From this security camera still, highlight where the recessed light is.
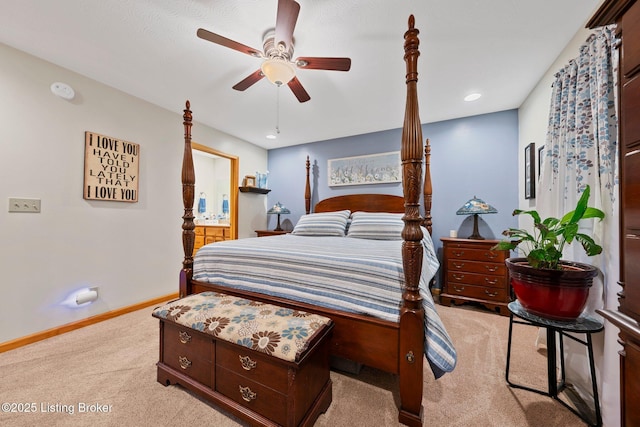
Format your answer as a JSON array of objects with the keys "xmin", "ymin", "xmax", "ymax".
[
  {"xmin": 266, "ymin": 134, "xmax": 277, "ymax": 140},
  {"xmin": 464, "ymin": 93, "xmax": 482, "ymax": 102}
]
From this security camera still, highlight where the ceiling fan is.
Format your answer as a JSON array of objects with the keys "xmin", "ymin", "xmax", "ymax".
[{"xmin": 197, "ymin": 0, "xmax": 351, "ymax": 103}]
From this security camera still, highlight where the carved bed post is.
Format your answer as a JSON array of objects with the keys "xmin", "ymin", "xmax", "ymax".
[
  {"xmin": 179, "ymin": 100, "xmax": 195, "ymax": 298},
  {"xmin": 305, "ymin": 155, "xmax": 311, "ymax": 214},
  {"xmin": 398, "ymin": 15, "xmax": 425, "ymax": 427},
  {"xmin": 423, "ymin": 139, "xmax": 433, "ymax": 235}
]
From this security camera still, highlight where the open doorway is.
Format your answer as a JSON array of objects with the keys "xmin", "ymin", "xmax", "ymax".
[{"xmin": 192, "ymin": 143, "xmax": 239, "ymax": 247}]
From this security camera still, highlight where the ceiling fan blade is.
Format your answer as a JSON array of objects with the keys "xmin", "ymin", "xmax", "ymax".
[
  {"xmin": 295, "ymin": 57, "xmax": 351, "ymax": 71},
  {"xmin": 232, "ymin": 70, "xmax": 264, "ymax": 91},
  {"xmin": 274, "ymin": 0, "xmax": 300, "ymax": 52},
  {"xmin": 287, "ymin": 77, "xmax": 310, "ymax": 103},
  {"xmin": 197, "ymin": 28, "xmax": 262, "ymax": 57}
]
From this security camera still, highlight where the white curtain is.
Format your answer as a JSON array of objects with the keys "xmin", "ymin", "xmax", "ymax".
[
  {"xmin": 537, "ymin": 25, "xmax": 620, "ymax": 426},
  {"xmin": 537, "ymin": 25, "xmax": 618, "ymax": 316}
]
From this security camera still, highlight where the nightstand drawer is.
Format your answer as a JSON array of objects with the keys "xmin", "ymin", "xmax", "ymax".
[
  {"xmin": 445, "ymin": 246, "xmax": 506, "ymax": 263},
  {"xmin": 447, "ymin": 282, "xmax": 508, "ymax": 302},
  {"xmin": 447, "ymin": 271, "xmax": 507, "ymax": 289},
  {"xmin": 447, "ymin": 259, "xmax": 506, "ymax": 276}
]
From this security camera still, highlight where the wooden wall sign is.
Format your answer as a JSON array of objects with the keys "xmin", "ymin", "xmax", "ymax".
[{"xmin": 84, "ymin": 131, "xmax": 139, "ymax": 202}]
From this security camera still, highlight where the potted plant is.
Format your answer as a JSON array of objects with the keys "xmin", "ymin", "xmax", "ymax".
[{"xmin": 493, "ymin": 185, "xmax": 605, "ymax": 320}]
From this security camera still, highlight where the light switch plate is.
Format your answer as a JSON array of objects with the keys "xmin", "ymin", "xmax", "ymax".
[{"xmin": 8, "ymin": 198, "xmax": 41, "ymax": 213}]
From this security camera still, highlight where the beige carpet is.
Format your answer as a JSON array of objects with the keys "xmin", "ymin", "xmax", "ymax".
[{"xmin": 0, "ymin": 302, "xmax": 588, "ymax": 426}]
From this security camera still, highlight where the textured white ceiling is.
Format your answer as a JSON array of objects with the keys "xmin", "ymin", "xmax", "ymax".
[{"xmin": 1, "ymin": 0, "xmax": 602, "ymax": 149}]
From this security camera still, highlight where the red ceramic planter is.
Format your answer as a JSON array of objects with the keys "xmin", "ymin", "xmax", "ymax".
[{"xmin": 506, "ymin": 258, "xmax": 598, "ymax": 321}]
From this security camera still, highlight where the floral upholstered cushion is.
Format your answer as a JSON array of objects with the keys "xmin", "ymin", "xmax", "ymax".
[{"xmin": 152, "ymin": 292, "xmax": 333, "ymax": 363}]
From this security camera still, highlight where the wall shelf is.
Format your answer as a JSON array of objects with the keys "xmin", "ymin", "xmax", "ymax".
[{"xmin": 239, "ymin": 186, "xmax": 271, "ymax": 194}]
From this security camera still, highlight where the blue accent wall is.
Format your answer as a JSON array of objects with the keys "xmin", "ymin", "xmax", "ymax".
[{"xmin": 267, "ymin": 110, "xmax": 519, "ymax": 285}]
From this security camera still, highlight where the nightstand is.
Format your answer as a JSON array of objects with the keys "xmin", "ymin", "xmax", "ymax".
[
  {"xmin": 255, "ymin": 230, "xmax": 290, "ymax": 237},
  {"xmin": 440, "ymin": 237, "xmax": 511, "ymax": 316}
]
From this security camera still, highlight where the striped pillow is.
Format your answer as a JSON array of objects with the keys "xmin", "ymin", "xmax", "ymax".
[
  {"xmin": 291, "ymin": 210, "xmax": 351, "ymax": 236},
  {"xmin": 347, "ymin": 211, "xmax": 405, "ymax": 240}
]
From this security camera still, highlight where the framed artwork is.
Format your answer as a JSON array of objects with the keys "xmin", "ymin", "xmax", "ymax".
[
  {"xmin": 524, "ymin": 143, "xmax": 535, "ymax": 199},
  {"xmin": 538, "ymin": 145, "xmax": 544, "ymax": 177},
  {"xmin": 328, "ymin": 151, "xmax": 401, "ymax": 186},
  {"xmin": 83, "ymin": 131, "xmax": 139, "ymax": 202},
  {"xmin": 243, "ymin": 175, "xmax": 256, "ymax": 187}
]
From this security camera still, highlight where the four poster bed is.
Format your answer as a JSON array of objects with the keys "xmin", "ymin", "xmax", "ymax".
[{"xmin": 177, "ymin": 16, "xmax": 456, "ymax": 427}]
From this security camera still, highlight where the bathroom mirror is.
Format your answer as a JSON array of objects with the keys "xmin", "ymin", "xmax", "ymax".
[{"xmin": 192, "ymin": 142, "xmax": 239, "ymax": 241}]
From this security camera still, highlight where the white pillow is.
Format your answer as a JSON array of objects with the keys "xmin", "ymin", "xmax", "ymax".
[
  {"xmin": 291, "ymin": 210, "xmax": 351, "ymax": 236},
  {"xmin": 347, "ymin": 211, "xmax": 405, "ymax": 240}
]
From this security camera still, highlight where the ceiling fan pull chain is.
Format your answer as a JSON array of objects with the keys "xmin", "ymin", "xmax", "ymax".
[{"xmin": 276, "ymin": 87, "xmax": 281, "ymax": 134}]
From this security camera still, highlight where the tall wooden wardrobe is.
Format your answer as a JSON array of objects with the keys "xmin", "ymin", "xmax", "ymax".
[{"xmin": 588, "ymin": 1, "xmax": 640, "ymax": 426}]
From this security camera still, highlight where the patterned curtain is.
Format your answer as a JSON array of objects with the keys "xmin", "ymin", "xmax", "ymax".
[
  {"xmin": 537, "ymin": 25, "xmax": 618, "ymax": 315},
  {"xmin": 536, "ymin": 26, "xmax": 619, "ymax": 426}
]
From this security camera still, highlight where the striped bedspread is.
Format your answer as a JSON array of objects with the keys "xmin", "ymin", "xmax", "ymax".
[{"xmin": 192, "ymin": 231, "xmax": 457, "ymax": 378}]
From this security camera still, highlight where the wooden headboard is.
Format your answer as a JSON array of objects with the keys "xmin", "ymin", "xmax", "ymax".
[{"xmin": 314, "ymin": 194, "xmax": 405, "ymax": 214}]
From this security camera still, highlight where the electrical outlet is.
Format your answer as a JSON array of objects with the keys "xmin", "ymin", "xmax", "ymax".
[{"xmin": 8, "ymin": 198, "xmax": 41, "ymax": 213}]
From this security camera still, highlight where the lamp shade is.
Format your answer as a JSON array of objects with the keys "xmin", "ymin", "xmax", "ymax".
[
  {"xmin": 455, "ymin": 196, "xmax": 497, "ymax": 240},
  {"xmin": 456, "ymin": 196, "xmax": 497, "ymax": 215},
  {"xmin": 267, "ymin": 202, "xmax": 290, "ymax": 215},
  {"xmin": 267, "ymin": 202, "xmax": 290, "ymax": 231}
]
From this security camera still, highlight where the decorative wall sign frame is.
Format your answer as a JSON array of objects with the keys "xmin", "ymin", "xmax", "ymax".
[
  {"xmin": 83, "ymin": 131, "xmax": 139, "ymax": 202},
  {"xmin": 328, "ymin": 151, "xmax": 401, "ymax": 187},
  {"xmin": 524, "ymin": 142, "xmax": 535, "ymax": 199}
]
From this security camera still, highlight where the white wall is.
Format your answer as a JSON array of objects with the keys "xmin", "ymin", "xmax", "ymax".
[
  {"xmin": 0, "ymin": 42, "xmax": 267, "ymax": 343},
  {"xmin": 518, "ymin": 11, "xmax": 620, "ymax": 427}
]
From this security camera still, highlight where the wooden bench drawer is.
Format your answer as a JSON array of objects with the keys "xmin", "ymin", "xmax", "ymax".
[
  {"xmin": 216, "ymin": 341, "xmax": 289, "ymax": 393},
  {"xmin": 162, "ymin": 322, "xmax": 213, "ymax": 387},
  {"xmin": 216, "ymin": 365, "xmax": 288, "ymax": 425}
]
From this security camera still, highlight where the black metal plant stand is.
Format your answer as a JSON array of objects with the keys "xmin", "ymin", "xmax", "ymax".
[{"xmin": 505, "ymin": 300, "xmax": 603, "ymax": 427}]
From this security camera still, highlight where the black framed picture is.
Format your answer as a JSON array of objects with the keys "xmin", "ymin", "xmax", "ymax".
[
  {"xmin": 524, "ymin": 143, "xmax": 535, "ymax": 199},
  {"xmin": 538, "ymin": 145, "xmax": 544, "ymax": 177}
]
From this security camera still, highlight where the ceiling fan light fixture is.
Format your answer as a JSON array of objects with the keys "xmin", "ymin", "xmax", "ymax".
[{"xmin": 261, "ymin": 58, "xmax": 295, "ymax": 86}]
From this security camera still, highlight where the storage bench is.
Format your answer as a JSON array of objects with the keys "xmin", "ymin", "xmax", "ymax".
[{"xmin": 152, "ymin": 292, "xmax": 334, "ymax": 426}]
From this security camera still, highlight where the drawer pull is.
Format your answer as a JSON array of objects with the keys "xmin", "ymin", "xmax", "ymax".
[
  {"xmin": 484, "ymin": 252, "xmax": 499, "ymax": 259},
  {"xmin": 453, "ymin": 285, "xmax": 465, "ymax": 293},
  {"xmin": 452, "ymin": 273, "xmax": 465, "ymax": 281},
  {"xmin": 484, "ymin": 265, "xmax": 499, "ymax": 272},
  {"xmin": 452, "ymin": 250, "xmax": 465, "ymax": 257},
  {"xmin": 485, "ymin": 289, "xmax": 498, "ymax": 297},
  {"xmin": 239, "ymin": 385, "xmax": 257, "ymax": 402},
  {"xmin": 452, "ymin": 261, "xmax": 465, "ymax": 269},
  {"xmin": 484, "ymin": 278, "xmax": 498, "ymax": 285},
  {"xmin": 239, "ymin": 355, "xmax": 257, "ymax": 371},
  {"xmin": 178, "ymin": 356, "xmax": 192, "ymax": 370},
  {"xmin": 178, "ymin": 331, "xmax": 192, "ymax": 344}
]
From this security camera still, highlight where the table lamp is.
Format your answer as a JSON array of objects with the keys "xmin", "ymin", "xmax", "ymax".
[
  {"xmin": 267, "ymin": 202, "xmax": 290, "ymax": 231},
  {"xmin": 456, "ymin": 196, "xmax": 497, "ymax": 239}
]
